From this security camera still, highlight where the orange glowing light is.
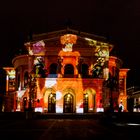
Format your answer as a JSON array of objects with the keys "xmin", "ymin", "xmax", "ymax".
[
  {"xmin": 60, "ymin": 34, "xmax": 77, "ymax": 52},
  {"xmin": 60, "ymin": 34, "xmax": 77, "ymax": 45}
]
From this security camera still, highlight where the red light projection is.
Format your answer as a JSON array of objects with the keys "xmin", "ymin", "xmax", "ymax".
[
  {"xmin": 34, "ymin": 78, "xmax": 104, "ymax": 113},
  {"xmin": 13, "ymin": 30, "xmax": 129, "ymax": 113}
]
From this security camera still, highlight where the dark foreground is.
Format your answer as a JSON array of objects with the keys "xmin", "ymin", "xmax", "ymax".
[{"xmin": 0, "ymin": 112, "xmax": 140, "ymax": 140}]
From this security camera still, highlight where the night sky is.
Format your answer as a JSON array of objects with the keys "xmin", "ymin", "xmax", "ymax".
[{"xmin": 0, "ymin": 0, "xmax": 140, "ymax": 87}]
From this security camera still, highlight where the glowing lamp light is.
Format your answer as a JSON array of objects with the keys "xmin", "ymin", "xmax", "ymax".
[
  {"xmin": 33, "ymin": 40, "xmax": 45, "ymax": 47},
  {"xmin": 133, "ymin": 108, "xmax": 137, "ymax": 112},
  {"xmin": 68, "ymin": 94, "xmax": 71, "ymax": 97},
  {"xmin": 127, "ymin": 123, "xmax": 140, "ymax": 126},
  {"xmin": 50, "ymin": 93, "xmax": 53, "ymax": 97},
  {"xmin": 85, "ymin": 94, "xmax": 88, "ymax": 98}
]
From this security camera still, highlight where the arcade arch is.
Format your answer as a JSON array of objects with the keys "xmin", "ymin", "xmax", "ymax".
[
  {"xmin": 64, "ymin": 64, "xmax": 74, "ymax": 77},
  {"xmin": 44, "ymin": 88, "xmax": 56, "ymax": 113},
  {"xmin": 83, "ymin": 88, "xmax": 96, "ymax": 113},
  {"xmin": 63, "ymin": 88, "xmax": 75, "ymax": 113}
]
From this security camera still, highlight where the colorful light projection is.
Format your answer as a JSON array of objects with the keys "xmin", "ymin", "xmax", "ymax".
[
  {"xmin": 95, "ymin": 44, "xmax": 109, "ymax": 60},
  {"xmin": 33, "ymin": 56, "xmax": 47, "ymax": 78},
  {"xmin": 85, "ymin": 38, "xmax": 110, "ymax": 80},
  {"xmin": 25, "ymin": 40, "xmax": 47, "ymax": 78},
  {"xmin": 95, "ymin": 45, "xmax": 109, "ymax": 69},
  {"xmin": 25, "ymin": 40, "xmax": 46, "ymax": 56},
  {"xmin": 85, "ymin": 38, "xmax": 97, "ymax": 46},
  {"xmin": 60, "ymin": 34, "xmax": 77, "ymax": 52},
  {"xmin": 95, "ymin": 44, "xmax": 111, "ymax": 80},
  {"xmin": 32, "ymin": 40, "xmax": 45, "ymax": 55}
]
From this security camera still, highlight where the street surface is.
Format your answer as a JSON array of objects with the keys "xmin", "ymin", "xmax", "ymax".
[{"xmin": 0, "ymin": 117, "xmax": 139, "ymax": 140}]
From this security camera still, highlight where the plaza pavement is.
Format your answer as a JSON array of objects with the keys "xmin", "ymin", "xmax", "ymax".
[{"xmin": 0, "ymin": 112, "xmax": 140, "ymax": 140}]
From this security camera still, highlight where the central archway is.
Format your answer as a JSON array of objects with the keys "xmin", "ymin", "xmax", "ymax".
[
  {"xmin": 83, "ymin": 93, "xmax": 88, "ymax": 113},
  {"xmin": 48, "ymin": 93, "xmax": 56, "ymax": 113},
  {"xmin": 63, "ymin": 93, "xmax": 74, "ymax": 113},
  {"xmin": 83, "ymin": 88, "xmax": 96, "ymax": 113},
  {"xmin": 64, "ymin": 64, "xmax": 74, "ymax": 78}
]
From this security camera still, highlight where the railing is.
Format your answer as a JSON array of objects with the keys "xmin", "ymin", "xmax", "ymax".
[
  {"xmin": 63, "ymin": 74, "xmax": 78, "ymax": 78},
  {"xmin": 46, "ymin": 74, "xmax": 104, "ymax": 79}
]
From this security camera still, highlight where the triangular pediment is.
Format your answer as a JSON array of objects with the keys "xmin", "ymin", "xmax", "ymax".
[
  {"xmin": 26, "ymin": 28, "xmax": 113, "ymax": 52},
  {"xmin": 32, "ymin": 28, "xmax": 106, "ymax": 42}
]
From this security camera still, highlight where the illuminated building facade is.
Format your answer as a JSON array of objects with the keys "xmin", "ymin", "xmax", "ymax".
[
  {"xmin": 127, "ymin": 86, "xmax": 140, "ymax": 112},
  {"xmin": 3, "ymin": 28, "xmax": 129, "ymax": 113}
]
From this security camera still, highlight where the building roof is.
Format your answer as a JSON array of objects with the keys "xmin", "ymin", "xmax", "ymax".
[
  {"xmin": 24, "ymin": 28, "xmax": 113, "ymax": 54},
  {"xmin": 32, "ymin": 28, "xmax": 107, "ymax": 42}
]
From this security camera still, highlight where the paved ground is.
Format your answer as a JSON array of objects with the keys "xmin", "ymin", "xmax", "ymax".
[{"xmin": 0, "ymin": 117, "xmax": 139, "ymax": 140}]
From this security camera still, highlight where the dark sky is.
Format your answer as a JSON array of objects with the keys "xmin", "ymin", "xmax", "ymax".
[{"xmin": 0, "ymin": 0, "xmax": 140, "ymax": 87}]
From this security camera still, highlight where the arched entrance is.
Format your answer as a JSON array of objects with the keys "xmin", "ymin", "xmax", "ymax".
[
  {"xmin": 64, "ymin": 93, "xmax": 74, "ymax": 113},
  {"xmin": 83, "ymin": 89, "xmax": 96, "ymax": 113},
  {"xmin": 48, "ymin": 93, "xmax": 56, "ymax": 113},
  {"xmin": 64, "ymin": 64, "xmax": 74, "ymax": 78},
  {"xmin": 83, "ymin": 93, "xmax": 88, "ymax": 113}
]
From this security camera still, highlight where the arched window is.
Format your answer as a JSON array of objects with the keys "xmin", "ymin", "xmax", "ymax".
[
  {"xmin": 48, "ymin": 93, "xmax": 56, "ymax": 113},
  {"xmin": 64, "ymin": 64, "xmax": 74, "ymax": 77},
  {"xmin": 49, "ymin": 63, "xmax": 58, "ymax": 74},
  {"xmin": 83, "ymin": 93, "xmax": 88, "ymax": 113},
  {"xmin": 49, "ymin": 63, "xmax": 58, "ymax": 78},
  {"xmin": 64, "ymin": 93, "xmax": 73, "ymax": 113}
]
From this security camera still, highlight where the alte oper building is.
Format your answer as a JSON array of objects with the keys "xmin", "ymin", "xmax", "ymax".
[{"xmin": 3, "ymin": 28, "xmax": 129, "ymax": 113}]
